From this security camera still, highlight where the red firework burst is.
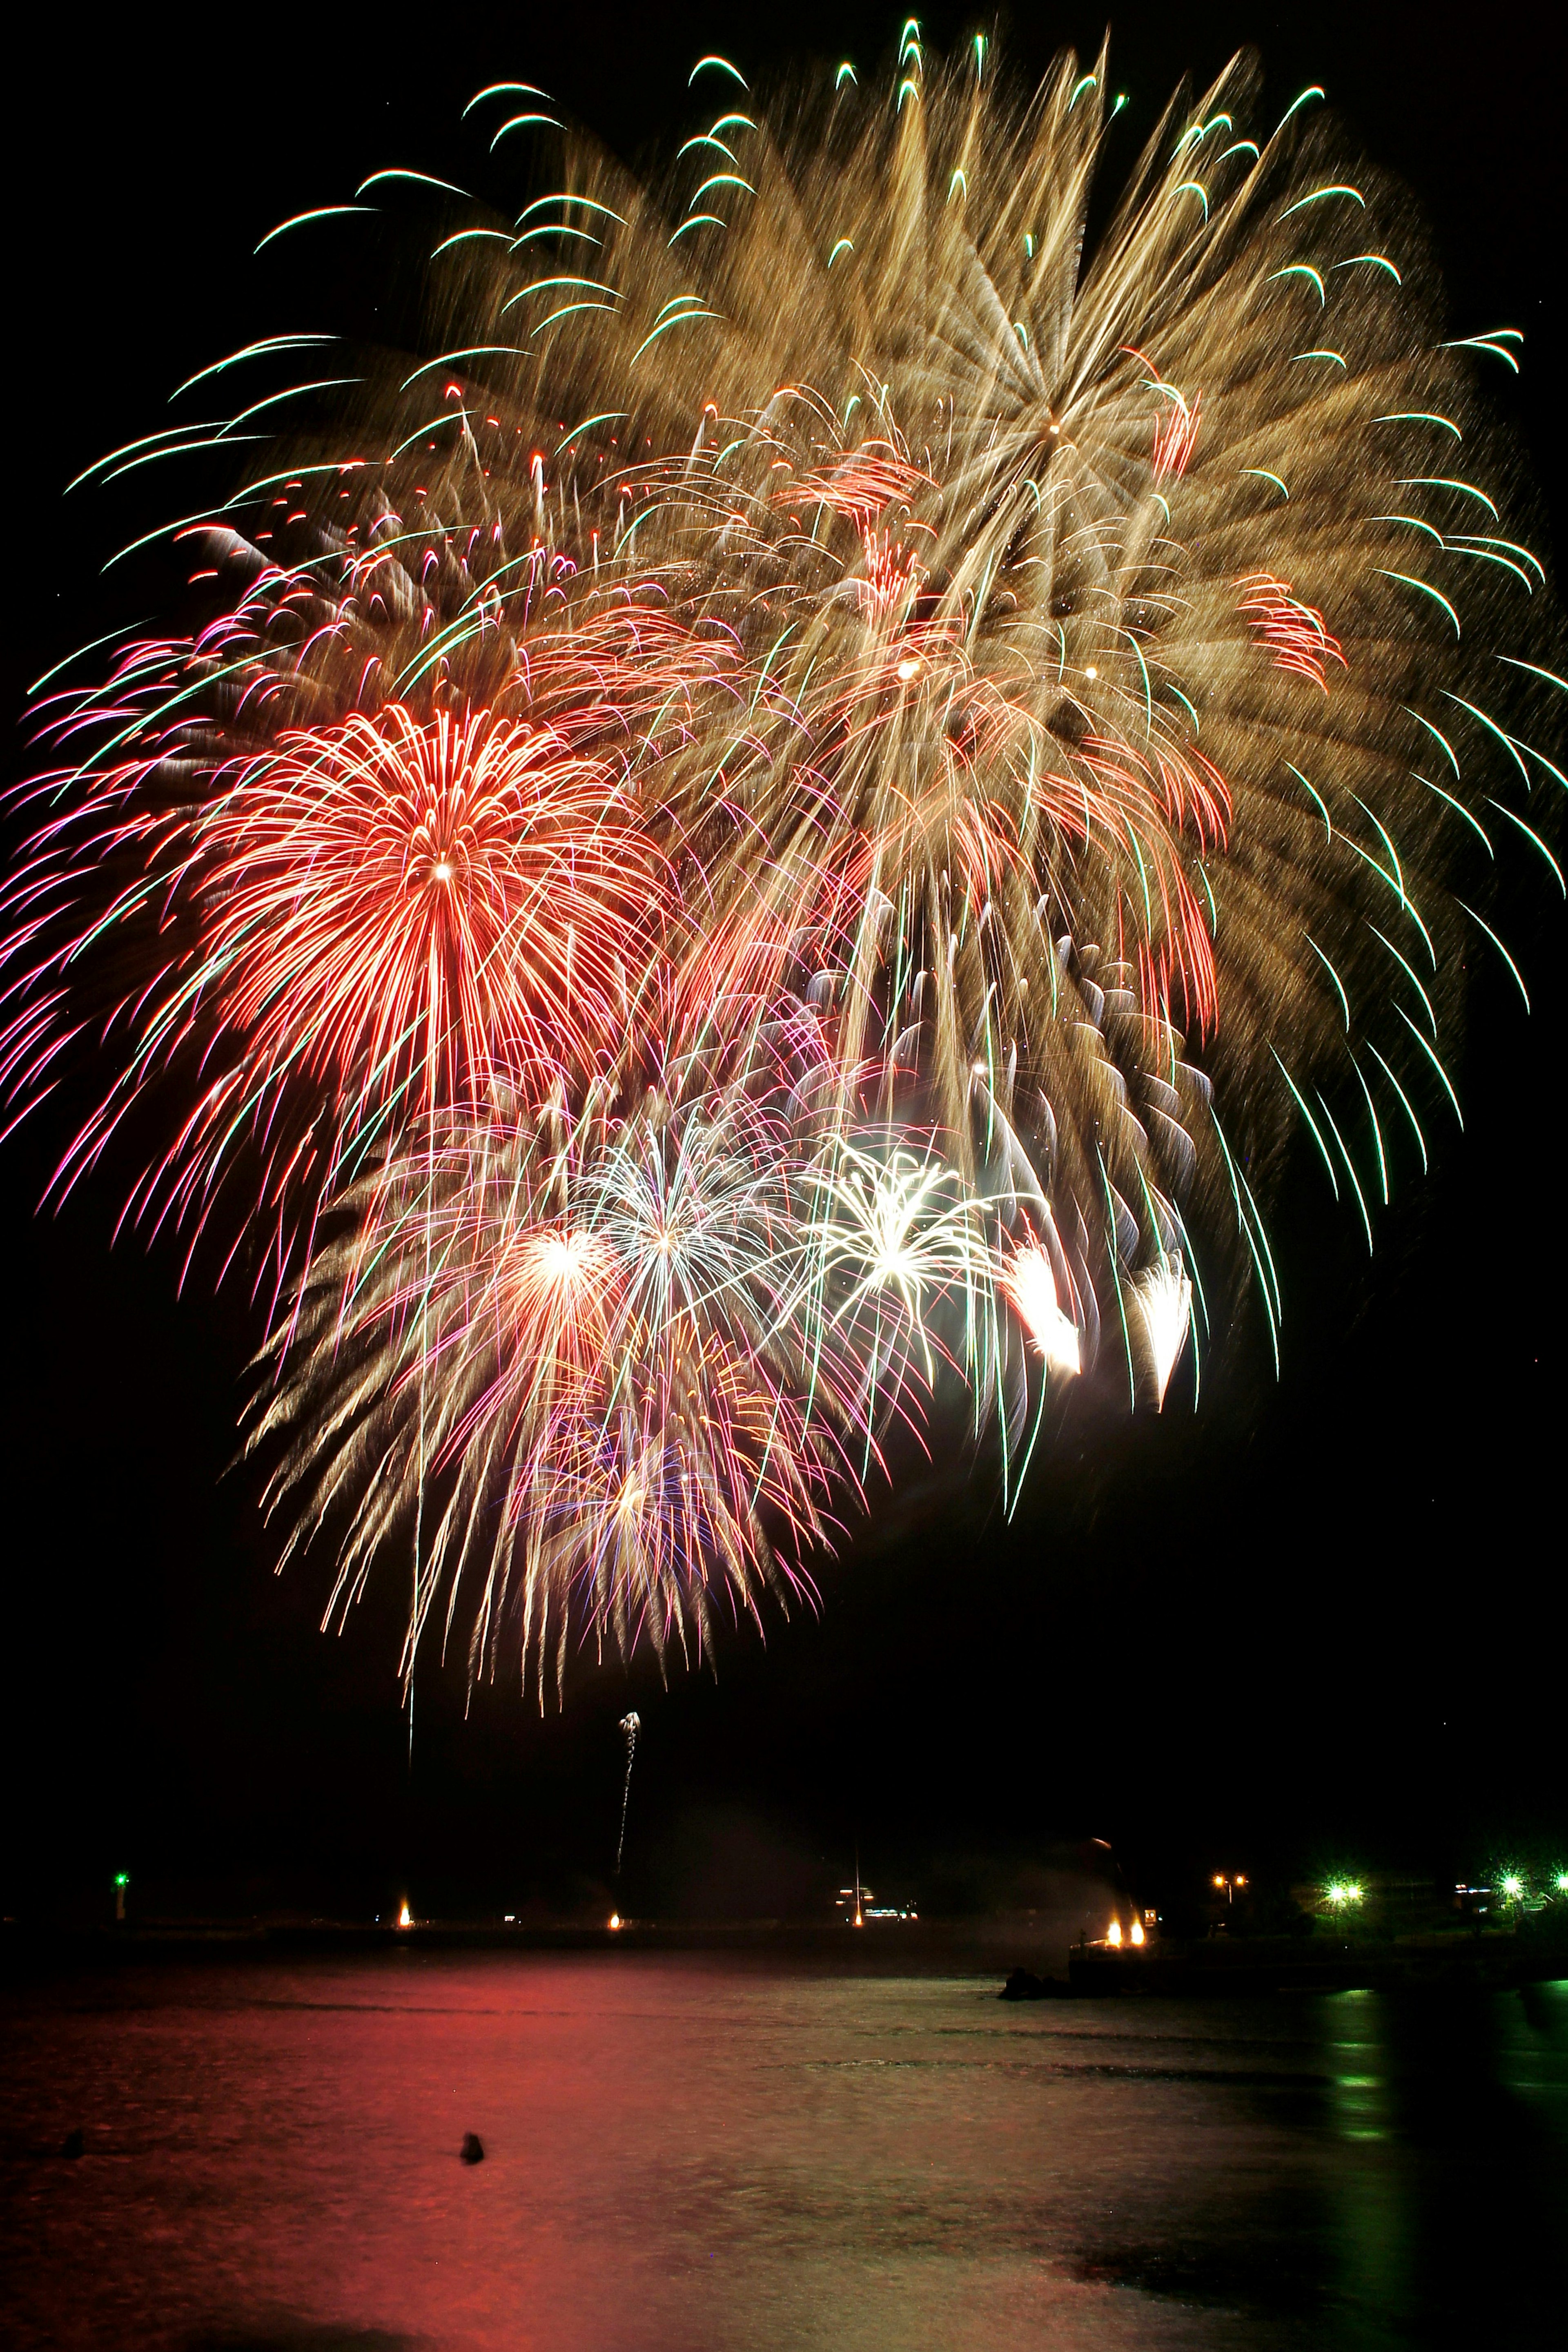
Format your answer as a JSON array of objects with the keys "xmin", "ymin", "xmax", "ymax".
[{"xmin": 196, "ymin": 700, "xmax": 658, "ymax": 1121}]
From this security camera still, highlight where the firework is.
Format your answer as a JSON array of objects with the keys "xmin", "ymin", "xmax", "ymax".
[
  {"xmin": 247, "ymin": 1080, "xmax": 868, "ymax": 1694},
  {"xmin": 800, "ymin": 1132, "xmax": 1003, "ymax": 1429},
  {"xmin": 4, "ymin": 30, "xmax": 1558, "ymax": 1694},
  {"xmin": 616, "ymin": 1710, "xmax": 640, "ymax": 1876},
  {"xmin": 5, "ymin": 529, "xmax": 731, "ymax": 1287},
  {"xmin": 622, "ymin": 38, "xmax": 1560, "ymax": 1390},
  {"xmin": 1000, "ymin": 1240, "xmax": 1082, "ymax": 1382}
]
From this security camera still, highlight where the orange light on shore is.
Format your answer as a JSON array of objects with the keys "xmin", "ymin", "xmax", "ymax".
[
  {"xmin": 397, "ymin": 1902, "xmax": 412, "ymax": 1929},
  {"xmin": 609, "ymin": 1913, "xmax": 622, "ymax": 1931},
  {"xmin": 1130, "ymin": 1918, "xmax": 1146, "ymax": 1947},
  {"xmin": 1107, "ymin": 1919, "xmax": 1123, "ymax": 1946}
]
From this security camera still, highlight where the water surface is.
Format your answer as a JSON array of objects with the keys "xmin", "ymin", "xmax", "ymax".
[{"xmin": 3, "ymin": 1953, "xmax": 1563, "ymax": 2348}]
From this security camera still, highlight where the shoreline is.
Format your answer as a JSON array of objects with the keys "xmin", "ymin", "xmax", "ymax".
[{"xmin": 5, "ymin": 1915, "xmax": 1565, "ymax": 1995}]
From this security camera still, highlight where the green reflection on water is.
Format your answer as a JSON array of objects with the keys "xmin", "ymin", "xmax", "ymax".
[{"xmin": 1326, "ymin": 1991, "xmax": 1409, "ymax": 2340}]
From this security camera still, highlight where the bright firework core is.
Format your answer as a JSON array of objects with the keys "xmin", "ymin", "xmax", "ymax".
[{"xmin": 1, "ymin": 31, "xmax": 1556, "ymax": 1701}]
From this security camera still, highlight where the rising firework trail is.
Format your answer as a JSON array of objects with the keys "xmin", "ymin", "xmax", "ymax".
[
  {"xmin": 616, "ymin": 1710, "xmax": 641, "ymax": 1877},
  {"xmin": 2, "ymin": 27, "xmax": 1558, "ymax": 1700}
]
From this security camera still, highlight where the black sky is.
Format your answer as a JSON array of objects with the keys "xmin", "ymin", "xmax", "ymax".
[{"xmin": 3, "ymin": 3, "xmax": 1564, "ymax": 1926}]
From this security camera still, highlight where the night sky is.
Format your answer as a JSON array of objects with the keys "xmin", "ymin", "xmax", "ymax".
[{"xmin": 4, "ymin": 3, "xmax": 1563, "ymax": 1928}]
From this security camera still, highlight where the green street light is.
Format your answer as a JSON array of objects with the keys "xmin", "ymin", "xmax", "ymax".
[
  {"xmin": 113, "ymin": 1873, "xmax": 130, "ymax": 1889},
  {"xmin": 1494, "ymin": 1870, "xmax": 1532, "ymax": 1924},
  {"xmin": 1324, "ymin": 1879, "xmax": 1363, "ymax": 1909}
]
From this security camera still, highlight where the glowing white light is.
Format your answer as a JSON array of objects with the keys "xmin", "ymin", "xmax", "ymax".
[
  {"xmin": 896, "ymin": 656, "xmax": 920, "ymax": 682},
  {"xmin": 1130, "ymin": 1253, "xmax": 1192, "ymax": 1406},
  {"xmin": 397, "ymin": 1901, "xmax": 412, "ymax": 1929},
  {"xmin": 1130, "ymin": 1917, "xmax": 1145, "ymax": 1946},
  {"xmin": 1107, "ymin": 1918, "xmax": 1123, "ymax": 1946},
  {"xmin": 809, "ymin": 1142, "xmax": 993, "ymax": 1393},
  {"xmin": 1002, "ymin": 1242, "xmax": 1080, "ymax": 1375},
  {"xmin": 535, "ymin": 1230, "xmax": 593, "ymax": 1282}
]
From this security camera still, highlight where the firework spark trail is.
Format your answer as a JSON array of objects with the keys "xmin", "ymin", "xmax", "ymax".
[
  {"xmin": 3, "ymin": 30, "xmax": 1559, "ymax": 1694},
  {"xmin": 616, "ymin": 1710, "xmax": 640, "ymax": 1876}
]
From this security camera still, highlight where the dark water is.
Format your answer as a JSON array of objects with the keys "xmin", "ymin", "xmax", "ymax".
[{"xmin": 2, "ymin": 1954, "xmax": 1564, "ymax": 2349}]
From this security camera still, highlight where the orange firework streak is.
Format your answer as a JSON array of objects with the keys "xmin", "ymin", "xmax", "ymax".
[
  {"xmin": 1073, "ymin": 738, "xmax": 1229, "ymax": 1040},
  {"xmin": 1236, "ymin": 573, "xmax": 1348, "ymax": 692},
  {"xmin": 780, "ymin": 445, "xmax": 937, "ymax": 617},
  {"xmin": 1152, "ymin": 390, "xmax": 1202, "ymax": 479},
  {"xmin": 1122, "ymin": 348, "xmax": 1202, "ymax": 479}
]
